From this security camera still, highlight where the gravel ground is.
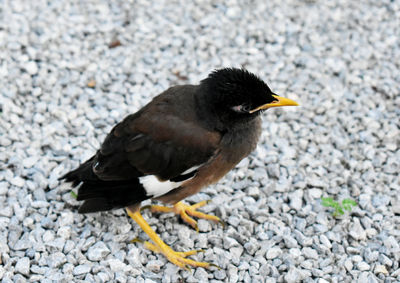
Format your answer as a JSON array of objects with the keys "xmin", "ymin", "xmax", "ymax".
[{"xmin": 1, "ymin": 0, "xmax": 399, "ymax": 282}]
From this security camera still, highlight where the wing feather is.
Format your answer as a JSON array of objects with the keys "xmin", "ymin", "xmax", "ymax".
[{"xmin": 93, "ymin": 86, "xmax": 221, "ymax": 182}]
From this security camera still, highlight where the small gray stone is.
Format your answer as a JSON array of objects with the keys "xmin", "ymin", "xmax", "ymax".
[
  {"xmin": 214, "ymin": 269, "xmax": 227, "ymax": 280},
  {"xmin": 13, "ymin": 233, "xmax": 32, "ymax": 251},
  {"xmin": 319, "ymin": 234, "xmax": 331, "ymax": 249},
  {"xmin": 108, "ymin": 258, "xmax": 127, "ymax": 272},
  {"xmin": 84, "ymin": 274, "xmax": 95, "ymax": 282},
  {"xmin": 383, "ymin": 236, "xmax": 399, "ymax": 251},
  {"xmin": 357, "ymin": 272, "xmax": 370, "ymax": 283},
  {"xmin": 31, "ymin": 265, "xmax": 45, "ymax": 274},
  {"xmin": 352, "ymin": 255, "xmax": 363, "ymax": 263},
  {"xmin": 300, "ymin": 260, "xmax": 313, "ymax": 270},
  {"xmin": 59, "ymin": 211, "xmax": 74, "ymax": 226},
  {"xmin": 146, "ymin": 260, "xmax": 163, "ymax": 272},
  {"xmin": 194, "ymin": 268, "xmax": 209, "ymax": 281},
  {"xmin": 367, "ymin": 274, "xmax": 379, "ymax": 283},
  {"xmin": 295, "ymin": 218, "xmax": 307, "ymax": 231},
  {"xmin": 378, "ymin": 254, "xmax": 393, "ymax": 266},
  {"xmin": 82, "ymin": 237, "xmax": 96, "ymax": 251},
  {"xmin": 13, "ymin": 274, "xmax": 27, "ymax": 282},
  {"xmin": 308, "ymin": 189, "xmax": 322, "ymax": 199},
  {"xmin": 63, "ymin": 240, "xmax": 75, "ymax": 254},
  {"xmin": 224, "ymin": 237, "xmax": 240, "ymax": 249},
  {"xmin": 244, "ymin": 241, "xmax": 258, "ymax": 255},
  {"xmin": 349, "ymin": 218, "xmax": 366, "ymax": 241},
  {"xmin": 284, "ymin": 235, "xmax": 298, "ymax": 248},
  {"xmin": 97, "ymin": 272, "xmax": 110, "ymax": 282},
  {"xmin": 57, "ymin": 226, "xmax": 71, "ymax": 239},
  {"xmin": 289, "ymin": 190, "xmax": 303, "ymax": 211},
  {"xmin": 357, "ymin": 261, "xmax": 371, "ymax": 271},
  {"xmin": 115, "ymin": 272, "xmax": 127, "ymax": 283},
  {"xmin": 24, "ymin": 61, "xmax": 38, "ymax": 75},
  {"xmin": 63, "ymin": 263, "xmax": 74, "ymax": 274},
  {"xmin": 294, "ymin": 230, "xmax": 313, "ymax": 246},
  {"xmin": 285, "ymin": 267, "xmax": 310, "ymax": 283},
  {"xmin": 197, "ymin": 219, "xmax": 211, "ymax": 232},
  {"xmin": 47, "ymin": 252, "xmax": 67, "ymax": 268},
  {"xmin": 227, "ymin": 216, "xmax": 241, "ymax": 226},
  {"xmin": 73, "ymin": 265, "xmax": 91, "ymax": 276},
  {"xmin": 22, "ymin": 156, "xmax": 38, "ymax": 168},
  {"xmin": 364, "ymin": 249, "xmax": 379, "ymax": 263},
  {"xmin": 15, "ymin": 257, "xmax": 30, "ymax": 276},
  {"xmin": 373, "ymin": 265, "xmax": 388, "ymax": 275},
  {"xmin": 10, "ymin": 176, "xmax": 25, "ymax": 188},
  {"xmin": 344, "ymin": 259, "xmax": 353, "ymax": 272},
  {"xmin": 227, "ymin": 266, "xmax": 239, "ymax": 282},
  {"xmin": 40, "ymin": 217, "xmax": 54, "ymax": 229},
  {"xmin": 47, "ymin": 237, "xmax": 65, "ymax": 251},
  {"xmin": 302, "ymin": 247, "xmax": 318, "ymax": 260},
  {"xmin": 266, "ymin": 247, "xmax": 282, "ymax": 259},
  {"xmin": 230, "ymin": 246, "xmax": 244, "ymax": 261},
  {"xmin": 87, "ymin": 242, "xmax": 110, "ymax": 261},
  {"xmin": 391, "ymin": 268, "xmax": 400, "ymax": 277},
  {"xmin": 0, "ymin": 267, "xmax": 6, "ymax": 281},
  {"xmin": 0, "ymin": 206, "xmax": 13, "ymax": 217},
  {"xmin": 267, "ymin": 164, "xmax": 280, "ymax": 178},
  {"xmin": 42, "ymin": 230, "xmax": 55, "ymax": 242}
]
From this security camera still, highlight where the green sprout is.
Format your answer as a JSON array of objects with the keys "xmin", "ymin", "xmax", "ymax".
[
  {"xmin": 70, "ymin": 191, "xmax": 78, "ymax": 199},
  {"xmin": 321, "ymin": 197, "xmax": 357, "ymax": 217}
]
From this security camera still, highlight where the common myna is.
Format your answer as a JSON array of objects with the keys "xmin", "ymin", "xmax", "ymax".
[{"xmin": 61, "ymin": 68, "xmax": 298, "ymax": 268}]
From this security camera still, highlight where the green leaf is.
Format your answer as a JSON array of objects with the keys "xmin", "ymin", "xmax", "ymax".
[
  {"xmin": 322, "ymin": 196, "xmax": 358, "ymax": 217},
  {"xmin": 343, "ymin": 204, "xmax": 352, "ymax": 211},
  {"xmin": 332, "ymin": 202, "xmax": 341, "ymax": 210},
  {"xmin": 342, "ymin": 199, "xmax": 357, "ymax": 207},
  {"xmin": 337, "ymin": 207, "xmax": 345, "ymax": 215},
  {"xmin": 70, "ymin": 191, "xmax": 78, "ymax": 199},
  {"xmin": 321, "ymin": 197, "xmax": 335, "ymax": 207}
]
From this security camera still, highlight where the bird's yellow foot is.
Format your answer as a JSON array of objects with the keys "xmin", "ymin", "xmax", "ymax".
[
  {"xmin": 127, "ymin": 209, "xmax": 218, "ymax": 269},
  {"xmin": 143, "ymin": 200, "xmax": 223, "ymax": 231},
  {"xmin": 132, "ymin": 238, "xmax": 214, "ymax": 269}
]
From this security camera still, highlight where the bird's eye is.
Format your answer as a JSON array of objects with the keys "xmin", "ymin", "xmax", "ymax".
[
  {"xmin": 242, "ymin": 105, "xmax": 251, "ymax": 112},
  {"xmin": 231, "ymin": 105, "xmax": 250, "ymax": 113}
]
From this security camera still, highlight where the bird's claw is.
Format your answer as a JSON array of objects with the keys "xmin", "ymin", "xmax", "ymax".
[
  {"xmin": 133, "ymin": 239, "xmax": 214, "ymax": 269},
  {"xmin": 143, "ymin": 201, "xmax": 222, "ymax": 231},
  {"xmin": 173, "ymin": 201, "xmax": 222, "ymax": 231},
  {"xmin": 131, "ymin": 237, "xmax": 144, "ymax": 243},
  {"xmin": 140, "ymin": 205, "xmax": 152, "ymax": 212},
  {"xmin": 209, "ymin": 263, "xmax": 222, "ymax": 270}
]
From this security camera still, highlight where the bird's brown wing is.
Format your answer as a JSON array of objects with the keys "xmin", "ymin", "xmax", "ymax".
[{"xmin": 94, "ymin": 95, "xmax": 221, "ymax": 183}]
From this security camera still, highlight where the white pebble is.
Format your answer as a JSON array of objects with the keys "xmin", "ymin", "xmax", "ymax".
[
  {"xmin": 25, "ymin": 61, "xmax": 38, "ymax": 75},
  {"xmin": 15, "ymin": 257, "xmax": 30, "ymax": 276}
]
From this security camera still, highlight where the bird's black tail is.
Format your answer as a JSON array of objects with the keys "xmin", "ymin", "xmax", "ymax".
[
  {"xmin": 60, "ymin": 156, "xmax": 99, "ymax": 186},
  {"xmin": 60, "ymin": 156, "xmax": 149, "ymax": 213}
]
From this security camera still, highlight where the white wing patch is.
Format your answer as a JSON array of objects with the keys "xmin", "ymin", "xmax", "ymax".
[
  {"xmin": 139, "ymin": 176, "xmax": 182, "ymax": 198},
  {"xmin": 140, "ymin": 165, "xmax": 201, "ymax": 197},
  {"xmin": 181, "ymin": 165, "xmax": 201, "ymax": 175}
]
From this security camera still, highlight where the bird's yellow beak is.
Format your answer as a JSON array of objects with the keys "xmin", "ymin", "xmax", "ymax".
[{"xmin": 249, "ymin": 95, "xmax": 299, "ymax": 113}]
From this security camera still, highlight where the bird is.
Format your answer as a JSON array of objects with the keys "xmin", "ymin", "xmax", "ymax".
[{"xmin": 60, "ymin": 68, "xmax": 298, "ymax": 269}]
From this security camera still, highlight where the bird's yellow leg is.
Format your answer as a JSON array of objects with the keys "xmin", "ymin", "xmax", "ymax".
[
  {"xmin": 126, "ymin": 208, "xmax": 215, "ymax": 269},
  {"xmin": 144, "ymin": 200, "xmax": 222, "ymax": 231}
]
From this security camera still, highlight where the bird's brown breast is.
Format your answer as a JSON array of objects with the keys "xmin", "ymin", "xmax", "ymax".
[{"xmin": 157, "ymin": 117, "xmax": 262, "ymax": 204}]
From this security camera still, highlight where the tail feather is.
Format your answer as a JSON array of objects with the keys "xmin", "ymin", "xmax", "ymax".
[
  {"xmin": 76, "ymin": 179, "xmax": 135, "ymax": 200},
  {"xmin": 78, "ymin": 198, "xmax": 114, "ymax": 213},
  {"xmin": 60, "ymin": 156, "xmax": 150, "ymax": 213},
  {"xmin": 59, "ymin": 156, "xmax": 99, "ymax": 186}
]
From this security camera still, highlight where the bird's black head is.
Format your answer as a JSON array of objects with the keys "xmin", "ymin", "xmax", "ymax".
[{"xmin": 199, "ymin": 68, "xmax": 298, "ymax": 126}]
